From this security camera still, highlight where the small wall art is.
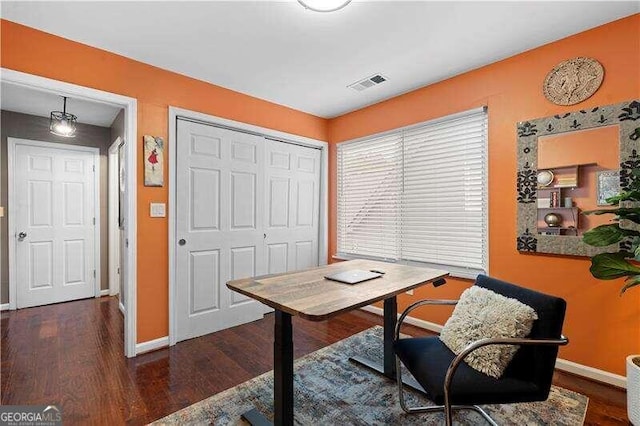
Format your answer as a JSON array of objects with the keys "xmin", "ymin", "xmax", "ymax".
[
  {"xmin": 542, "ymin": 57, "xmax": 604, "ymax": 106},
  {"xmin": 144, "ymin": 135, "xmax": 164, "ymax": 187},
  {"xmin": 596, "ymin": 170, "xmax": 620, "ymax": 206}
]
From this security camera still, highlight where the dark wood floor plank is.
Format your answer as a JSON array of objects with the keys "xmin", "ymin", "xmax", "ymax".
[{"xmin": 0, "ymin": 296, "xmax": 628, "ymax": 425}]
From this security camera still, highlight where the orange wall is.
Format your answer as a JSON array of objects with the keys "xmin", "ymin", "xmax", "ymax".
[
  {"xmin": 0, "ymin": 20, "xmax": 329, "ymax": 343},
  {"xmin": 2, "ymin": 15, "xmax": 639, "ymax": 377},
  {"xmin": 328, "ymin": 15, "xmax": 640, "ymax": 376}
]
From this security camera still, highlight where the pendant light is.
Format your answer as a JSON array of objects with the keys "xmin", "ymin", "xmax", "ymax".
[
  {"xmin": 298, "ymin": 0, "xmax": 351, "ymax": 12},
  {"xmin": 49, "ymin": 96, "xmax": 77, "ymax": 138}
]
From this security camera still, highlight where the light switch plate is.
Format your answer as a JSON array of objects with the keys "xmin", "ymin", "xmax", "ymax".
[
  {"xmin": 0, "ymin": 207, "xmax": 4, "ymax": 217},
  {"xmin": 150, "ymin": 202, "xmax": 166, "ymax": 218}
]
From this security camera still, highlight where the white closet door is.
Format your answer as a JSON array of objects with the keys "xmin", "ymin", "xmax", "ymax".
[
  {"xmin": 13, "ymin": 141, "xmax": 96, "ymax": 308},
  {"xmin": 264, "ymin": 140, "xmax": 321, "ymax": 274},
  {"xmin": 176, "ymin": 120, "xmax": 266, "ymax": 342}
]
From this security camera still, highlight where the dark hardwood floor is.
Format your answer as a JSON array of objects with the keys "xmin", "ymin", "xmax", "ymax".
[{"xmin": 1, "ymin": 296, "xmax": 628, "ymax": 425}]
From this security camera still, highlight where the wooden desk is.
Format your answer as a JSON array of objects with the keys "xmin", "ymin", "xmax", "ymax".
[{"xmin": 227, "ymin": 259, "xmax": 449, "ymax": 426}]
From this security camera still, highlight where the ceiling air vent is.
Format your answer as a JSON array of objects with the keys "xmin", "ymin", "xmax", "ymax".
[{"xmin": 348, "ymin": 74, "xmax": 388, "ymax": 92}]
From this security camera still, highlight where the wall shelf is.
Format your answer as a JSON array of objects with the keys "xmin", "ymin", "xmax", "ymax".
[
  {"xmin": 538, "ymin": 207, "xmax": 577, "ymax": 210},
  {"xmin": 536, "ymin": 197, "xmax": 579, "ymax": 233},
  {"xmin": 539, "ymin": 184, "xmax": 578, "ymax": 189},
  {"xmin": 538, "ymin": 163, "xmax": 598, "ymax": 192}
]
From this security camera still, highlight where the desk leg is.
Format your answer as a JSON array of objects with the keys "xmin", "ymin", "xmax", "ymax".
[
  {"xmin": 350, "ymin": 296, "xmax": 427, "ymax": 394},
  {"xmin": 274, "ymin": 310, "xmax": 294, "ymax": 426},
  {"xmin": 383, "ymin": 296, "xmax": 397, "ymax": 378},
  {"xmin": 241, "ymin": 310, "xmax": 293, "ymax": 426},
  {"xmin": 350, "ymin": 296, "xmax": 396, "ymax": 379}
]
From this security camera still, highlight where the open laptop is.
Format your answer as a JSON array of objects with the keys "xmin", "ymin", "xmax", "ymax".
[{"xmin": 324, "ymin": 269, "xmax": 383, "ymax": 285}]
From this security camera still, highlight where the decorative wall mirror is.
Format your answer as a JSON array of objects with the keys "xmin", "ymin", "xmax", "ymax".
[{"xmin": 516, "ymin": 99, "xmax": 640, "ymax": 256}]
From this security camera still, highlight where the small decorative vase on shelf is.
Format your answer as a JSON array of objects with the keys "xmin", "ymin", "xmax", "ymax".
[
  {"xmin": 537, "ymin": 170, "xmax": 554, "ymax": 187},
  {"xmin": 544, "ymin": 213, "xmax": 562, "ymax": 227}
]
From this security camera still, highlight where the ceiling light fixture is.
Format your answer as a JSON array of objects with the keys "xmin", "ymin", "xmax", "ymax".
[
  {"xmin": 49, "ymin": 96, "xmax": 77, "ymax": 138},
  {"xmin": 298, "ymin": 0, "xmax": 351, "ymax": 12}
]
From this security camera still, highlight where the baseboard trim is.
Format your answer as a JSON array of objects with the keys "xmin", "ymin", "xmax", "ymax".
[
  {"xmin": 100, "ymin": 289, "xmax": 109, "ymax": 296},
  {"xmin": 361, "ymin": 305, "xmax": 444, "ymax": 333},
  {"xmin": 554, "ymin": 358, "xmax": 626, "ymax": 388},
  {"xmin": 135, "ymin": 336, "xmax": 169, "ymax": 355},
  {"xmin": 0, "ymin": 303, "xmax": 10, "ymax": 311},
  {"xmin": 360, "ymin": 305, "xmax": 627, "ymax": 389}
]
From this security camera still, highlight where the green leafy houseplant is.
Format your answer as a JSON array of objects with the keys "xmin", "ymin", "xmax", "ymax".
[
  {"xmin": 583, "ymin": 169, "xmax": 640, "ymax": 425},
  {"xmin": 582, "ymin": 168, "xmax": 640, "ymax": 294}
]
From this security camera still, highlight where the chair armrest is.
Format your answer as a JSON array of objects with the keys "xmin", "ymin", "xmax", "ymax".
[
  {"xmin": 394, "ymin": 299, "xmax": 458, "ymax": 341},
  {"xmin": 443, "ymin": 335, "xmax": 569, "ymax": 401}
]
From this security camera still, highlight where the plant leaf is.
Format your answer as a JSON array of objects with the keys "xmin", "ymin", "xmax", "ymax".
[
  {"xmin": 605, "ymin": 190, "xmax": 640, "ymax": 204},
  {"xmin": 621, "ymin": 275, "xmax": 640, "ymax": 294},
  {"xmin": 582, "ymin": 225, "xmax": 640, "ymax": 248},
  {"xmin": 582, "ymin": 224, "xmax": 626, "ymax": 246},
  {"xmin": 582, "ymin": 208, "xmax": 618, "ymax": 216},
  {"xmin": 589, "ymin": 252, "xmax": 640, "ymax": 280},
  {"xmin": 583, "ymin": 208, "xmax": 640, "ymax": 224}
]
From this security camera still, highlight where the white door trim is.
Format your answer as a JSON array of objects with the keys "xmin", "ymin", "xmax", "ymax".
[
  {"xmin": 2, "ymin": 68, "xmax": 138, "ymax": 358},
  {"xmin": 108, "ymin": 137, "xmax": 123, "ymax": 296},
  {"xmin": 8, "ymin": 138, "xmax": 101, "ymax": 306},
  {"xmin": 167, "ymin": 106, "xmax": 329, "ymax": 346}
]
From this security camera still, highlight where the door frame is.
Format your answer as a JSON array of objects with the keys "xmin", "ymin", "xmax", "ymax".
[
  {"xmin": 108, "ymin": 137, "xmax": 123, "ymax": 297},
  {"xmin": 167, "ymin": 106, "xmax": 329, "ymax": 346},
  {"xmin": 8, "ymin": 138, "xmax": 101, "ymax": 306},
  {"xmin": 1, "ymin": 68, "xmax": 138, "ymax": 357}
]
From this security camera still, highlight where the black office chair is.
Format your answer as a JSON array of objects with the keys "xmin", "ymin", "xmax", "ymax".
[{"xmin": 394, "ymin": 275, "xmax": 568, "ymax": 426}]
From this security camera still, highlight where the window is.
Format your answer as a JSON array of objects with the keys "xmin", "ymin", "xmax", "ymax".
[{"xmin": 337, "ymin": 107, "xmax": 487, "ymax": 278}]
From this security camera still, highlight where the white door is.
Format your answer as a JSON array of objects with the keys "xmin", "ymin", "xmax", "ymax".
[
  {"xmin": 176, "ymin": 120, "xmax": 267, "ymax": 341},
  {"xmin": 264, "ymin": 140, "xmax": 321, "ymax": 274},
  {"xmin": 11, "ymin": 139, "xmax": 98, "ymax": 309},
  {"xmin": 175, "ymin": 121, "xmax": 322, "ymax": 342}
]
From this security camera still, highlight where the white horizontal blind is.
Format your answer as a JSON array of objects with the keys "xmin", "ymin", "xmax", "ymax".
[
  {"xmin": 337, "ymin": 108, "xmax": 487, "ymax": 277},
  {"xmin": 337, "ymin": 133, "xmax": 402, "ymax": 260},
  {"xmin": 402, "ymin": 110, "xmax": 487, "ymax": 274}
]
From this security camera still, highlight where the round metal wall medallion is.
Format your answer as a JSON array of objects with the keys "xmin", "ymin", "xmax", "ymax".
[{"xmin": 543, "ymin": 57, "xmax": 604, "ymax": 106}]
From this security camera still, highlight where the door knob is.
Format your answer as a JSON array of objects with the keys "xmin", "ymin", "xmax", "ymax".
[
  {"xmin": 18, "ymin": 232, "xmax": 27, "ymax": 240},
  {"xmin": 178, "ymin": 239, "xmax": 186, "ymax": 246}
]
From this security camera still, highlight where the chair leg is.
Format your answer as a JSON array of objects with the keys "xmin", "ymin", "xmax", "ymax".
[
  {"xmin": 396, "ymin": 356, "xmax": 498, "ymax": 426},
  {"xmin": 396, "ymin": 357, "xmax": 443, "ymax": 414},
  {"xmin": 444, "ymin": 401, "xmax": 453, "ymax": 426},
  {"xmin": 472, "ymin": 406, "xmax": 498, "ymax": 426}
]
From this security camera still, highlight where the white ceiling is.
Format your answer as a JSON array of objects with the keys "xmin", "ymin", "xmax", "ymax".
[
  {"xmin": 2, "ymin": 1, "xmax": 638, "ymax": 118},
  {"xmin": 1, "ymin": 82, "xmax": 122, "ymax": 127}
]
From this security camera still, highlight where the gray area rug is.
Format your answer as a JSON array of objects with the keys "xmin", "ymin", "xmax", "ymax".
[{"xmin": 153, "ymin": 326, "xmax": 588, "ymax": 425}]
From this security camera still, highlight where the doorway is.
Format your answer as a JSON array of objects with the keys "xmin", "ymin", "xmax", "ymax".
[{"xmin": 2, "ymin": 68, "xmax": 138, "ymax": 357}]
